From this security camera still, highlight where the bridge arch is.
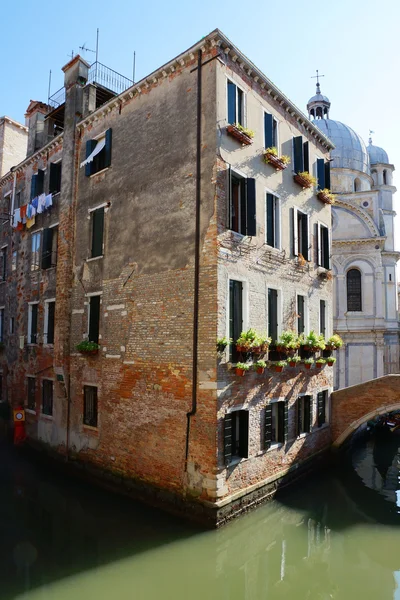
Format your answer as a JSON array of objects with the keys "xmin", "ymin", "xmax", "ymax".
[{"xmin": 331, "ymin": 375, "xmax": 400, "ymax": 447}]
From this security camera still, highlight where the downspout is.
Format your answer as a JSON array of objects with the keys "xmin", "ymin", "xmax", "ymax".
[{"xmin": 185, "ymin": 48, "xmax": 202, "ymax": 468}]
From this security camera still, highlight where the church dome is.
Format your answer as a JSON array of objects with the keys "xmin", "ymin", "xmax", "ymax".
[
  {"xmin": 367, "ymin": 142, "xmax": 389, "ymax": 165},
  {"xmin": 312, "ymin": 119, "xmax": 370, "ymax": 174}
]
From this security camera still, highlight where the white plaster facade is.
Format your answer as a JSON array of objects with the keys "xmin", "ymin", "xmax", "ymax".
[
  {"xmin": 309, "ymin": 88, "xmax": 400, "ymax": 389},
  {"xmin": 0, "ymin": 117, "xmax": 28, "ymax": 177}
]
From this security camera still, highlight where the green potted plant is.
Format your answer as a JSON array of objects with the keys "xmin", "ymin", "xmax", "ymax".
[
  {"xmin": 288, "ymin": 355, "xmax": 301, "ymax": 367},
  {"xmin": 301, "ymin": 331, "xmax": 325, "ymax": 353},
  {"xmin": 303, "ymin": 357, "xmax": 314, "ymax": 370},
  {"xmin": 76, "ymin": 341, "xmax": 100, "ymax": 355},
  {"xmin": 235, "ymin": 362, "xmax": 250, "ymax": 377},
  {"xmin": 326, "ymin": 356, "xmax": 337, "ymax": 366},
  {"xmin": 254, "ymin": 360, "xmax": 267, "ymax": 374},
  {"xmin": 316, "ymin": 358, "xmax": 326, "ymax": 369},
  {"xmin": 326, "ymin": 334, "xmax": 343, "ymax": 350},
  {"xmin": 263, "ymin": 147, "xmax": 291, "ymax": 171},
  {"xmin": 294, "ymin": 171, "xmax": 317, "ymax": 189},
  {"xmin": 317, "ymin": 188, "xmax": 336, "ymax": 204},
  {"xmin": 251, "ymin": 333, "xmax": 272, "ymax": 354},
  {"xmin": 227, "ymin": 123, "xmax": 255, "ymax": 145},
  {"xmin": 276, "ymin": 330, "xmax": 299, "ymax": 355},
  {"xmin": 271, "ymin": 360, "xmax": 287, "ymax": 373},
  {"xmin": 236, "ymin": 329, "xmax": 256, "ymax": 353},
  {"xmin": 217, "ymin": 337, "xmax": 231, "ymax": 353}
]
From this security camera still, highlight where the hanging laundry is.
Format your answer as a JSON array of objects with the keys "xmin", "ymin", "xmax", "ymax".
[
  {"xmin": 37, "ymin": 194, "xmax": 46, "ymax": 214},
  {"xmin": 13, "ymin": 208, "xmax": 21, "ymax": 228},
  {"xmin": 16, "ymin": 221, "xmax": 24, "ymax": 231},
  {"xmin": 32, "ymin": 197, "xmax": 38, "ymax": 210},
  {"xmin": 26, "ymin": 217, "xmax": 36, "ymax": 229},
  {"xmin": 20, "ymin": 204, "xmax": 27, "ymax": 222},
  {"xmin": 26, "ymin": 204, "xmax": 32, "ymax": 219},
  {"xmin": 44, "ymin": 193, "xmax": 53, "ymax": 209}
]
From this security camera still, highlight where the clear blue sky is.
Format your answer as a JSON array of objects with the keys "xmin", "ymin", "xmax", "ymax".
[{"xmin": 1, "ymin": 0, "xmax": 398, "ymax": 191}]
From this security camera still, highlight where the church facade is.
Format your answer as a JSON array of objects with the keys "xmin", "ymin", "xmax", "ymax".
[{"xmin": 308, "ymin": 85, "xmax": 399, "ymax": 388}]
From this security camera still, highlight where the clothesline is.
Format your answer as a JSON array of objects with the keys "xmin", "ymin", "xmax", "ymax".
[{"xmin": 12, "ymin": 193, "xmax": 53, "ymax": 230}]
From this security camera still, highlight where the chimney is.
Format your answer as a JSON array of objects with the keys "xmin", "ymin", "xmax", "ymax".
[{"xmin": 25, "ymin": 100, "xmax": 50, "ymax": 156}]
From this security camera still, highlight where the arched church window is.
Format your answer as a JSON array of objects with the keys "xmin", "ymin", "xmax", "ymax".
[
  {"xmin": 354, "ymin": 178, "xmax": 361, "ymax": 192},
  {"xmin": 383, "ymin": 170, "xmax": 387, "ymax": 185},
  {"xmin": 347, "ymin": 269, "xmax": 362, "ymax": 311}
]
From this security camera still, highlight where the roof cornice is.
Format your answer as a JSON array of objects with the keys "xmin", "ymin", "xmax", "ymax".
[{"xmin": 0, "ymin": 116, "xmax": 28, "ymax": 132}]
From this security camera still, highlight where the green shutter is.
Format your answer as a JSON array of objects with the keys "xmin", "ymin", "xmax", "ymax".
[
  {"xmin": 88, "ymin": 295, "xmax": 100, "ymax": 343},
  {"xmin": 317, "ymin": 158, "xmax": 325, "ymax": 189},
  {"xmin": 245, "ymin": 178, "xmax": 256, "ymax": 236},
  {"xmin": 227, "ymin": 81, "xmax": 236, "ymax": 124},
  {"xmin": 322, "ymin": 227, "xmax": 330, "ymax": 269},
  {"xmin": 49, "ymin": 162, "xmax": 62, "ymax": 194},
  {"xmin": 296, "ymin": 398, "xmax": 302, "ymax": 436},
  {"xmin": 304, "ymin": 396, "xmax": 312, "ymax": 433},
  {"xmin": 37, "ymin": 169, "xmax": 45, "ymax": 195},
  {"xmin": 303, "ymin": 142, "xmax": 309, "ymax": 172},
  {"xmin": 277, "ymin": 402, "xmax": 285, "ymax": 444},
  {"xmin": 297, "ymin": 296, "xmax": 305, "ymax": 334},
  {"xmin": 301, "ymin": 214, "xmax": 309, "ymax": 261},
  {"xmin": 47, "ymin": 302, "xmax": 55, "ymax": 344},
  {"xmin": 268, "ymin": 288, "xmax": 278, "ymax": 343},
  {"xmin": 238, "ymin": 410, "xmax": 249, "ymax": 458},
  {"xmin": 227, "ymin": 166, "xmax": 232, "ymax": 229},
  {"xmin": 229, "ymin": 280, "xmax": 243, "ymax": 362},
  {"xmin": 284, "ymin": 400, "xmax": 289, "ymax": 442},
  {"xmin": 266, "ymin": 193, "xmax": 275, "ymax": 247},
  {"xmin": 224, "ymin": 413, "xmax": 233, "ymax": 465},
  {"xmin": 293, "ymin": 136, "xmax": 304, "ymax": 173},
  {"xmin": 30, "ymin": 174, "xmax": 38, "ymax": 199},
  {"xmin": 85, "ymin": 140, "xmax": 96, "ymax": 177},
  {"xmin": 91, "ymin": 208, "xmax": 104, "ymax": 258},
  {"xmin": 264, "ymin": 404, "xmax": 273, "ymax": 449},
  {"xmin": 104, "ymin": 128, "xmax": 112, "ymax": 168},
  {"xmin": 264, "ymin": 113, "xmax": 273, "ymax": 148},
  {"xmin": 324, "ymin": 162, "xmax": 331, "ymax": 189},
  {"xmin": 31, "ymin": 304, "xmax": 38, "ymax": 343}
]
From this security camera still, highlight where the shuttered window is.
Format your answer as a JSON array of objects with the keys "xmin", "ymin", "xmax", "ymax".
[
  {"xmin": 266, "ymin": 194, "xmax": 280, "ymax": 248},
  {"xmin": 227, "ymin": 80, "xmax": 244, "ymax": 126},
  {"xmin": 44, "ymin": 301, "xmax": 55, "ymax": 345},
  {"xmin": 293, "ymin": 136, "xmax": 310, "ymax": 173},
  {"xmin": 264, "ymin": 401, "xmax": 287, "ymax": 449},
  {"xmin": 347, "ymin": 269, "xmax": 362, "ymax": 311},
  {"xmin": 91, "ymin": 208, "xmax": 104, "ymax": 258},
  {"xmin": 83, "ymin": 386, "xmax": 98, "ymax": 427},
  {"xmin": 317, "ymin": 224, "xmax": 330, "ymax": 269},
  {"xmin": 268, "ymin": 288, "xmax": 278, "ymax": 343},
  {"xmin": 49, "ymin": 162, "xmax": 62, "ymax": 194},
  {"xmin": 0, "ymin": 308, "xmax": 4, "ymax": 343},
  {"xmin": 85, "ymin": 129, "xmax": 112, "ymax": 176},
  {"xmin": 41, "ymin": 228, "xmax": 58, "ymax": 269},
  {"xmin": 229, "ymin": 280, "xmax": 243, "ymax": 362},
  {"xmin": 42, "ymin": 380, "xmax": 53, "ymax": 416},
  {"xmin": 27, "ymin": 378, "xmax": 36, "ymax": 411},
  {"xmin": 264, "ymin": 113, "xmax": 278, "ymax": 149},
  {"xmin": 297, "ymin": 295, "xmax": 305, "ymax": 335},
  {"xmin": 224, "ymin": 410, "xmax": 249, "ymax": 465},
  {"xmin": 0, "ymin": 247, "xmax": 6, "ymax": 281},
  {"xmin": 317, "ymin": 390, "xmax": 328, "ymax": 427},
  {"xmin": 228, "ymin": 170, "xmax": 256, "ymax": 236},
  {"xmin": 28, "ymin": 303, "xmax": 38, "ymax": 344},
  {"xmin": 31, "ymin": 232, "xmax": 41, "ymax": 271},
  {"xmin": 297, "ymin": 211, "xmax": 309, "ymax": 260},
  {"xmin": 297, "ymin": 396, "xmax": 312, "ymax": 435},
  {"xmin": 320, "ymin": 300, "xmax": 326, "ymax": 338},
  {"xmin": 88, "ymin": 295, "xmax": 101, "ymax": 344}
]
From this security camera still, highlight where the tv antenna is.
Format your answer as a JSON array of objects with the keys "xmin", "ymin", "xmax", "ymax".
[{"xmin": 79, "ymin": 28, "xmax": 99, "ymax": 63}]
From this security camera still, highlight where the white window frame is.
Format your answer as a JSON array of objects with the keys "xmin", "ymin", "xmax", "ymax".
[
  {"xmin": 31, "ymin": 231, "xmax": 41, "ymax": 271},
  {"xmin": 227, "ymin": 166, "xmax": 248, "ymax": 237},
  {"xmin": 43, "ymin": 298, "xmax": 55, "ymax": 346},
  {"xmin": 226, "ymin": 76, "xmax": 246, "ymax": 127},
  {"xmin": 266, "ymin": 286, "xmax": 282, "ymax": 340},
  {"xmin": 268, "ymin": 397, "xmax": 285, "ymax": 449},
  {"xmin": 293, "ymin": 207, "xmax": 311, "ymax": 260},
  {"xmin": 297, "ymin": 392, "xmax": 313, "ymax": 437},
  {"xmin": 263, "ymin": 110, "xmax": 279, "ymax": 150},
  {"xmin": 28, "ymin": 301, "xmax": 39, "ymax": 344},
  {"xmin": 296, "ymin": 293, "xmax": 309, "ymax": 335},
  {"xmin": 317, "ymin": 221, "xmax": 331, "ymax": 269},
  {"xmin": 226, "ymin": 276, "xmax": 249, "ymax": 342},
  {"xmin": 265, "ymin": 189, "xmax": 281, "ymax": 250}
]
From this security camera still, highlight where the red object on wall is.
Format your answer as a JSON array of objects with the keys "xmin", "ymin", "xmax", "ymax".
[{"xmin": 13, "ymin": 406, "xmax": 26, "ymax": 445}]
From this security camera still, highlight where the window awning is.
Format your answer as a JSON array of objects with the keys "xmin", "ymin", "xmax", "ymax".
[{"xmin": 80, "ymin": 137, "xmax": 106, "ymax": 168}]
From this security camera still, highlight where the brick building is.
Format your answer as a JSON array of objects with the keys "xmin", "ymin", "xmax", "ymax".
[
  {"xmin": 0, "ymin": 30, "xmax": 335, "ymax": 525},
  {"xmin": 0, "ymin": 116, "xmax": 28, "ymax": 177}
]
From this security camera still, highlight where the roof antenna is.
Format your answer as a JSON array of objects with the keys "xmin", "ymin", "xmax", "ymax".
[
  {"xmin": 132, "ymin": 51, "xmax": 136, "ymax": 83},
  {"xmin": 47, "ymin": 70, "xmax": 52, "ymax": 105}
]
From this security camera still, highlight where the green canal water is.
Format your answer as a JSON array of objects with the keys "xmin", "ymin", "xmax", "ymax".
[{"xmin": 2, "ymin": 433, "xmax": 400, "ymax": 600}]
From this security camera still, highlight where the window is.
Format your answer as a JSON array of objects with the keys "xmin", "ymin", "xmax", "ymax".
[
  {"xmin": 83, "ymin": 129, "xmax": 112, "ymax": 176},
  {"xmin": 319, "ymin": 300, "xmax": 326, "ymax": 338},
  {"xmin": 49, "ymin": 162, "xmax": 62, "ymax": 194},
  {"xmin": 28, "ymin": 303, "xmax": 39, "ymax": 344},
  {"xmin": 266, "ymin": 194, "xmax": 280, "ymax": 248},
  {"xmin": 91, "ymin": 208, "xmax": 104, "ymax": 258},
  {"xmin": 224, "ymin": 410, "xmax": 249, "ymax": 464},
  {"xmin": 347, "ymin": 269, "xmax": 362, "ymax": 311},
  {"xmin": 0, "ymin": 308, "xmax": 4, "ymax": 343},
  {"xmin": 264, "ymin": 112, "xmax": 278, "ymax": 149},
  {"xmin": 354, "ymin": 178, "xmax": 361, "ymax": 192},
  {"xmin": 317, "ymin": 390, "xmax": 329, "ymax": 427},
  {"xmin": 227, "ymin": 169, "xmax": 256, "ymax": 236},
  {"xmin": 31, "ymin": 169, "xmax": 45, "ymax": 199},
  {"xmin": 268, "ymin": 288, "xmax": 279, "ymax": 343},
  {"xmin": 317, "ymin": 223, "xmax": 330, "ymax": 269},
  {"xmin": 83, "ymin": 386, "xmax": 98, "ymax": 427},
  {"xmin": 3, "ymin": 192, "xmax": 12, "ymax": 218},
  {"xmin": 265, "ymin": 400, "xmax": 287, "ymax": 448},
  {"xmin": 297, "ymin": 395, "xmax": 312, "ymax": 435},
  {"xmin": 41, "ymin": 227, "xmax": 58, "ymax": 269},
  {"xmin": 293, "ymin": 136, "xmax": 309, "ymax": 173},
  {"xmin": 297, "ymin": 295, "xmax": 305, "ymax": 335},
  {"xmin": 44, "ymin": 301, "xmax": 55, "ymax": 345},
  {"xmin": 227, "ymin": 80, "xmax": 244, "ymax": 126},
  {"xmin": 316, "ymin": 158, "xmax": 331, "ymax": 190},
  {"xmin": 42, "ymin": 380, "xmax": 53, "ymax": 416},
  {"xmin": 27, "ymin": 378, "xmax": 36, "ymax": 411},
  {"xmin": 88, "ymin": 295, "xmax": 101, "ymax": 344},
  {"xmin": 229, "ymin": 280, "xmax": 243, "ymax": 362},
  {"xmin": 9, "ymin": 317, "xmax": 14, "ymax": 334},
  {"xmin": 293, "ymin": 208, "xmax": 309, "ymax": 260},
  {"xmin": 15, "ymin": 191, "xmax": 21, "ymax": 209},
  {"xmin": 383, "ymin": 170, "xmax": 387, "ymax": 185},
  {"xmin": 31, "ymin": 232, "xmax": 41, "ymax": 271},
  {"xmin": 11, "ymin": 251, "xmax": 17, "ymax": 272},
  {"xmin": 0, "ymin": 247, "xmax": 6, "ymax": 281}
]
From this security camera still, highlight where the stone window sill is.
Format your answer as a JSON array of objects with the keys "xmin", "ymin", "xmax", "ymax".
[
  {"xmin": 90, "ymin": 167, "xmax": 110, "ymax": 178},
  {"xmin": 86, "ymin": 255, "xmax": 104, "ymax": 263},
  {"xmin": 25, "ymin": 408, "xmax": 36, "ymax": 415}
]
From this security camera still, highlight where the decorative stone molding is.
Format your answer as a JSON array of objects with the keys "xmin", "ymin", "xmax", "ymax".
[{"xmin": 334, "ymin": 198, "xmax": 381, "ymax": 237}]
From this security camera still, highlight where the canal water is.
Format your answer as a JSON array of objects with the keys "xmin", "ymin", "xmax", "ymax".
[{"xmin": 1, "ymin": 433, "xmax": 400, "ymax": 600}]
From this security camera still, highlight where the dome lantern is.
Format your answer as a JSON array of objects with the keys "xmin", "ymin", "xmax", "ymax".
[{"xmin": 307, "ymin": 71, "xmax": 330, "ymax": 120}]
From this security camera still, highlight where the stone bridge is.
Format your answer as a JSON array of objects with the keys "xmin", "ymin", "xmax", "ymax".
[{"xmin": 331, "ymin": 375, "xmax": 400, "ymax": 446}]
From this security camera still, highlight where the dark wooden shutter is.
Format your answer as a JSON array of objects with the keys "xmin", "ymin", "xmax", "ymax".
[
  {"xmin": 322, "ymin": 227, "xmax": 330, "ymax": 269},
  {"xmin": 37, "ymin": 169, "xmax": 45, "ymax": 195},
  {"xmin": 284, "ymin": 400, "xmax": 289, "ymax": 442},
  {"xmin": 297, "ymin": 296, "xmax": 305, "ymax": 334},
  {"xmin": 227, "ymin": 81, "xmax": 236, "ymax": 124},
  {"xmin": 91, "ymin": 208, "xmax": 104, "ymax": 258},
  {"xmin": 49, "ymin": 162, "xmax": 62, "ymax": 194},
  {"xmin": 31, "ymin": 304, "xmax": 38, "ymax": 343},
  {"xmin": 293, "ymin": 136, "xmax": 304, "ymax": 173},
  {"xmin": 89, "ymin": 295, "xmax": 100, "ymax": 343},
  {"xmin": 85, "ymin": 140, "xmax": 96, "ymax": 177},
  {"xmin": 229, "ymin": 280, "xmax": 243, "ymax": 362},
  {"xmin": 41, "ymin": 228, "xmax": 53, "ymax": 269},
  {"xmin": 47, "ymin": 302, "xmax": 55, "ymax": 344},
  {"xmin": 296, "ymin": 398, "xmax": 302, "ymax": 436},
  {"xmin": 324, "ymin": 161, "xmax": 331, "ymax": 189},
  {"xmin": 266, "ymin": 193, "xmax": 275, "ymax": 246},
  {"xmin": 264, "ymin": 113, "xmax": 274, "ymax": 148},
  {"xmin": 304, "ymin": 396, "xmax": 312, "ymax": 433},
  {"xmin": 104, "ymin": 128, "xmax": 112, "ymax": 168},
  {"xmin": 30, "ymin": 174, "xmax": 38, "ymax": 199},
  {"xmin": 320, "ymin": 300, "xmax": 326, "ymax": 338},
  {"xmin": 303, "ymin": 142, "xmax": 309, "ymax": 173},
  {"xmin": 317, "ymin": 158, "xmax": 325, "ymax": 189},
  {"xmin": 224, "ymin": 413, "xmax": 233, "ymax": 465},
  {"xmin": 301, "ymin": 214, "xmax": 309, "ymax": 261},
  {"xmin": 245, "ymin": 178, "xmax": 256, "ymax": 236},
  {"xmin": 268, "ymin": 288, "xmax": 278, "ymax": 343},
  {"xmin": 227, "ymin": 166, "xmax": 232, "ymax": 229},
  {"xmin": 277, "ymin": 402, "xmax": 285, "ymax": 444},
  {"xmin": 292, "ymin": 208, "xmax": 298, "ymax": 256},
  {"xmin": 238, "ymin": 410, "xmax": 249, "ymax": 458},
  {"xmin": 317, "ymin": 391, "xmax": 326, "ymax": 427},
  {"xmin": 264, "ymin": 404, "xmax": 273, "ymax": 449}
]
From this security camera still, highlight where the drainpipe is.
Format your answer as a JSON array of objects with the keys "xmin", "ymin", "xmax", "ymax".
[
  {"xmin": 10, "ymin": 168, "xmax": 17, "ymax": 215},
  {"xmin": 185, "ymin": 49, "xmax": 202, "ymax": 468}
]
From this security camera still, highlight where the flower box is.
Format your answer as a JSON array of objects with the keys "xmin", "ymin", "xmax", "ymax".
[
  {"xmin": 226, "ymin": 124, "xmax": 253, "ymax": 146},
  {"xmin": 263, "ymin": 152, "xmax": 287, "ymax": 171},
  {"xmin": 79, "ymin": 349, "xmax": 98, "ymax": 356},
  {"xmin": 294, "ymin": 173, "xmax": 315, "ymax": 189},
  {"xmin": 317, "ymin": 190, "xmax": 335, "ymax": 204}
]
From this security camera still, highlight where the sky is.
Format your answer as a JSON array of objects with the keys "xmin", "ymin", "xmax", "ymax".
[{"xmin": 1, "ymin": 0, "xmax": 399, "ymax": 192}]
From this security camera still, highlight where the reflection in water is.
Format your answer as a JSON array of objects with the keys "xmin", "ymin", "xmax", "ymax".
[{"xmin": 0, "ymin": 433, "xmax": 400, "ymax": 600}]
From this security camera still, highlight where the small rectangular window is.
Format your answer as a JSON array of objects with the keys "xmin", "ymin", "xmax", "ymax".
[
  {"xmin": 317, "ymin": 390, "xmax": 329, "ymax": 427},
  {"xmin": 15, "ymin": 191, "xmax": 21, "ymax": 208},
  {"xmin": 31, "ymin": 232, "xmax": 41, "ymax": 271},
  {"xmin": 266, "ymin": 194, "xmax": 280, "ymax": 248},
  {"xmin": 88, "ymin": 295, "xmax": 101, "ymax": 344},
  {"xmin": 83, "ymin": 386, "xmax": 98, "ymax": 427},
  {"xmin": 317, "ymin": 158, "xmax": 331, "ymax": 190},
  {"xmin": 0, "ymin": 308, "xmax": 4, "ymax": 343},
  {"xmin": 41, "ymin": 227, "xmax": 58, "ymax": 269},
  {"xmin": 227, "ymin": 170, "xmax": 256, "ymax": 236},
  {"xmin": 224, "ymin": 409, "xmax": 249, "ymax": 464},
  {"xmin": 84, "ymin": 129, "xmax": 112, "ymax": 176},
  {"xmin": 320, "ymin": 300, "xmax": 326, "ymax": 338},
  {"xmin": 91, "ymin": 208, "xmax": 104, "ymax": 258},
  {"xmin": 293, "ymin": 136, "xmax": 310, "ymax": 173},
  {"xmin": 229, "ymin": 280, "xmax": 243, "ymax": 362},
  {"xmin": 264, "ymin": 113, "xmax": 278, "ymax": 149},
  {"xmin": 297, "ymin": 395, "xmax": 312, "ymax": 435},
  {"xmin": 42, "ymin": 379, "xmax": 53, "ymax": 416},
  {"xmin": 49, "ymin": 162, "xmax": 62, "ymax": 194},
  {"xmin": 28, "ymin": 303, "xmax": 38, "ymax": 344},
  {"xmin": 44, "ymin": 301, "xmax": 55, "ymax": 345},
  {"xmin": 317, "ymin": 223, "xmax": 330, "ymax": 269},
  {"xmin": 265, "ymin": 401, "xmax": 286, "ymax": 448},
  {"xmin": 297, "ymin": 295, "xmax": 305, "ymax": 335},
  {"xmin": 227, "ymin": 80, "xmax": 244, "ymax": 127},
  {"xmin": 0, "ymin": 247, "xmax": 6, "ymax": 281},
  {"xmin": 268, "ymin": 288, "xmax": 279, "ymax": 343},
  {"xmin": 294, "ymin": 209, "xmax": 309, "ymax": 261},
  {"xmin": 27, "ymin": 377, "xmax": 36, "ymax": 411}
]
